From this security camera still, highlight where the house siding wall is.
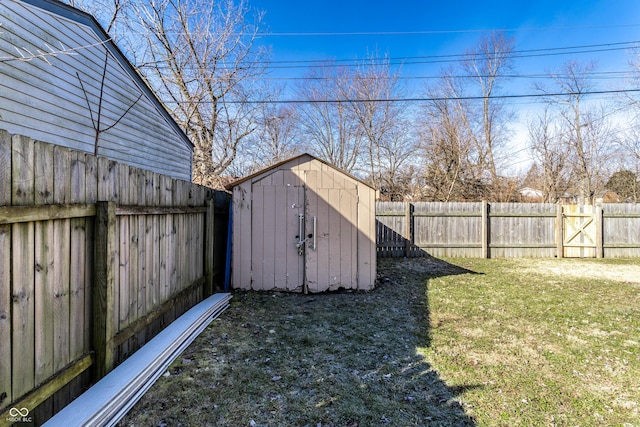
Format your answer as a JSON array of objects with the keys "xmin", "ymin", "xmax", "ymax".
[{"xmin": 0, "ymin": 0, "xmax": 193, "ymax": 180}]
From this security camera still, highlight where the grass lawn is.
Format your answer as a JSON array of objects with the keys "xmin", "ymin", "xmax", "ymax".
[{"xmin": 119, "ymin": 257, "xmax": 640, "ymax": 427}]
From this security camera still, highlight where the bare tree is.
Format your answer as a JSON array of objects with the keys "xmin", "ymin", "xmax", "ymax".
[
  {"xmin": 76, "ymin": 50, "xmax": 142, "ymax": 155},
  {"xmin": 295, "ymin": 64, "xmax": 364, "ymax": 173},
  {"xmin": 417, "ymin": 33, "xmax": 516, "ymax": 201},
  {"xmin": 239, "ymin": 84, "xmax": 302, "ymax": 173},
  {"xmin": 535, "ymin": 61, "xmax": 617, "ymax": 203},
  {"xmin": 461, "ymin": 31, "xmax": 516, "ymax": 199},
  {"xmin": 419, "ymin": 69, "xmax": 487, "ymax": 201},
  {"xmin": 617, "ymin": 46, "xmax": 640, "ymax": 195},
  {"xmin": 374, "ymin": 124, "xmax": 416, "ymax": 200},
  {"xmin": 125, "ymin": 0, "xmax": 267, "ymax": 187},
  {"xmin": 64, "ymin": 0, "xmax": 127, "ymax": 35},
  {"xmin": 348, "ymin": 52, "xmax": 410, "ymax": 188},
  {"xmin": 64, "ymin": 0, "xmax": 267, "ymax": 187},
  {"xmin": 527, "ymin": 107, "xmax": 571, "ymax": 202}
]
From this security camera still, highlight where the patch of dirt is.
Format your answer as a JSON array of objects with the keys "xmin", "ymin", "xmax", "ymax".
[{"xmin": 522, "ymin": 259, "xmax": 640, "ymax": 284}]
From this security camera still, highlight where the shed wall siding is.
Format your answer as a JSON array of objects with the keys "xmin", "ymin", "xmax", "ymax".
[
  {"xmin": 232, "ymin": 181, "xmax": 252, "ymax": 290},
  {"xmin": 230, "ymin": 155, "xmax": 376, "ymax": 292},
  {"xmin": 0, "ymin": 0, "xmax": 192, "ymax": 180},
  {"xmin": 357, "ymin": 182, "xmax": 376, "ymax": 289}
]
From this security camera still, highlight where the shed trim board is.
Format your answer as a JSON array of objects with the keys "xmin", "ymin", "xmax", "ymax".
[{"xmin": 228, "ymin": 154, "xmax": 376, "ymax": 293}]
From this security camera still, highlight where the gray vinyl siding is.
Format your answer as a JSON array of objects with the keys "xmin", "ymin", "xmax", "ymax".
[{"xmin": 0, "ymin": 0, "xmax": 193, "ymax": 180}]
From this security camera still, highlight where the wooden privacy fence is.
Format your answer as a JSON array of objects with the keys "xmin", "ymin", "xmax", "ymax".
[
  {"xmin": 0, "ymin": 131, "xmax": 228, "ymax": 425},
  {"xmin": 377, "ymin": 201, "xmax": 640, "ymax": 258}
]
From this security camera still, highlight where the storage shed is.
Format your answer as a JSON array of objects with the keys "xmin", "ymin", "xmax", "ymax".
[{"xmin": 227, "ymin": 154, "xmax": 377, "ymax": 293}]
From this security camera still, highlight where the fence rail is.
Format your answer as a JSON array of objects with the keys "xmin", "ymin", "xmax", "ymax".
[
  {"xmin": 376, "ymin": 201, "xmax": 640, "ymax": 258},
  {"xmin": 0, "ymin": 131, "xmax": 229, "ymax": 425}
]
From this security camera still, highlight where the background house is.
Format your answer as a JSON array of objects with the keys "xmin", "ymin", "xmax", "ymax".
[
  {"xmin": 0, "ymin": 0, "xmax": 193, "ymax": 180},
  {"xmin": 519, "ymin": 187, "xmax": 544, "ymax": 202}
]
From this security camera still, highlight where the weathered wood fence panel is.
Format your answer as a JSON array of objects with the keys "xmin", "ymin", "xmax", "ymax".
[
  {"xmin": 376, "ymin": 202, "xmax": 407, "ymax": 258},
  {"xmin": 377, "ymin": 201, "xmax": 640, "ymax": 258},
  {"xmin": 415, "ymin": 202, "xmax": 484, "ymax": 258},
  {"xmin": 0, "ymin": 132, "xmax": 229, "ymax": 425},
  {"xmin": 603, "ymin": 203, "xmax": 640, "ymax": 258},
  {"xmin": 488, "ymin": 203, "xmax": 557, "ymax": 258}
]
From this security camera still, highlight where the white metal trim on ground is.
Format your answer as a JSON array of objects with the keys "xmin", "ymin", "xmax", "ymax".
[{"xmin": 43, "ymin": 293, "xmax": 232, "ymax": 427}]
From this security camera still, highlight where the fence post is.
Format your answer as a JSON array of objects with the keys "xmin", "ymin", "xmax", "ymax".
[
  {"xmin": 93, "ymin": 201, "xmax": 116, "ymax": 379},
  {"xmin": 595, "ymin": 200, "xmax": 603, "ymax": 258},
  {"xmin": 204, "ymin": 198, "xmax": 215, "ymax": 296},
  {"xmin": 404, "ymin": 202, "xmax": 413, "ymax": 257},
  {"xmin": 555, "ymin": 203, "xmax": 564, "ymax": 258},
  {"xmin": 481, "ymin": 200, "xmax": 488, "ymax": 258}
]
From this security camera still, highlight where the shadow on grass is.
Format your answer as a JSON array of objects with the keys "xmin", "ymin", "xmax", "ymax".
[{"xmin": 119, "ymin": 257, "xmax": 480, "ymax": 427}]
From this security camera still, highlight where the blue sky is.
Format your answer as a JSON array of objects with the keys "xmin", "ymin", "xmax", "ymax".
[
  {"xmin": 251, "ymin": 0, "xmax": 640, "ymax": 89},
  {"xmin": 249, "ymin": 0, "xmax": 640, "ymax": 171}
]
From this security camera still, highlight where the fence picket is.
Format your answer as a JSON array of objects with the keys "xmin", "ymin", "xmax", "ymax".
[
  {"xmin": 117, "ymin": 164, "xmax": 131, "ymax": 361},
  {"xmin": 34, "ymin": 141, "xmax": 55, "ymax": 390},
  {"xmin": 135, "ymin": 168, "xmax": 147, "ymax": 347},
  {"xmin": 159, "ymin": 175, "xmax": 173, "ymax": 303},
  {"xmin": 1, "ymin": 132, "xmax": 227, "ymax": 422},
  {"xmin": 67, "ymin": 150, "xmax": 90, "ymax": 401},
  {"xmin": 11, "ymin": 134, "xmax": 36, "ymax": 401},
  {"xmin": 52, "ymin": 146, "xmax": 73, "ymax": 410},
  {"xmin": 0, "ymin": 220, "xmax": 10, "ymax": 412},
  {"xmin": 1, "ymin": 131, "xmax": 12, "ymax": 411},
  {"xmin": 377, "ymin": 201, "xmax": 640, "ymax": 258}
]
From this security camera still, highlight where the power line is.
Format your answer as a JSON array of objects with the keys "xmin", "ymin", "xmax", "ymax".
[
  {"xmin": 138, "ymin": 23, "xmax": 640, "ymax": 38},
  {"xmin": 135, "ymin": 39, "xmax": 640, "ymax": 71},
  {"xmin": 168, "ymin": 87, "xmax": 640, "ymax": 105},
  {"xmin": 254, "ymin": 24, "xmax": 640, "ymax": 37},
  {"xmin": 259, "ymin": 46, "xmax": 638, "ymax": 70},
  {"xmin": 256, "ymin": 40, "xmax": 640, "ymax": 66},
  {"xmin": 253, "ymin": 70, "xmax": 633, "ymax": 82}
]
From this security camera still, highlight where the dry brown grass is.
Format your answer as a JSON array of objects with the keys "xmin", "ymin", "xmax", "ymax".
[
  {"xmin": 119, "ymin": 257, "xmax": 640, "ymax": 427},
  {"xmin": 119, "ymin": 257, "xmax": 475, "ymax": 427}
]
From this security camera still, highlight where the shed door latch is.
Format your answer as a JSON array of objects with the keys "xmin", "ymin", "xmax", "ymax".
[
  {"xmin": 296, "ymin": 213, "xmax": 305, "ymax": 255},
  {"xmin": 295, "ymin": 214, "xmax": 317, "ymax": 255}
]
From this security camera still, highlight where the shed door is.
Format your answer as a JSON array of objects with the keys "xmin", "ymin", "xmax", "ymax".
[
  {"xmin": 251, "ymin": 171, "xmax": 305, "ymax": 291},
  {"xmin": 304, "ymin": 170, "xmax": 358, "ymax": 292}
]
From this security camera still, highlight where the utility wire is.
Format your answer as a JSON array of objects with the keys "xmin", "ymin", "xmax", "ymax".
[
  {"xmin": 257, "ymin": 46, "xmax": 638, "ymax": 70},
  {"xmin": 135, "ymin": 40, "xmax": 640, "ymax": 71},
  {"xmin": 167, "ymin": 88, "xmax": 640, "ymax": 105},
  {"xmin": 254, "ymin": 40, "xmax": 640, "ymax": 66},
  {"xmin": 242, "ymin": 70, "xmax": 634, "ymax": 82},
  {"xmin": 254, "ymin": 23, "xmax": 640, "ymax": 37}
]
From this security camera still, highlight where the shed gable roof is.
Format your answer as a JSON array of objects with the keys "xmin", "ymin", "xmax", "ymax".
[{"xmin": 225, "ymin": 153, "xmax": 376, "ymax": 190}]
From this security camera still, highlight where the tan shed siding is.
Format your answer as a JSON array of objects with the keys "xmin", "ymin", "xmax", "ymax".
[
  {"xmin": 232, "ymin": 182, "xmax": 252, "ymax": 290},
  {"xmin": 357, "ymin": 182, "xmax": 376, "ymax": 290},
  {"xmin": 0, "ymin": 1, "xmax": 192, "ymax": 180},
  {"xmin": 252, "ymin": 184, "xmax": 269, "ymax": 290},
  {"xmin": 251, "ymin": 171, "xmax": 305, "ymax": 291},
  {"xmin": 314, "ymin": 188, "xmax": 330, "ymax": 290},
  {"xmin": 304, "ymin": 170, "xmax": 319, "ymax": 292},
  {"xmin": 230, "ymin": 154, "xmax": 377, "ymax": 293},
  {"xmin": 273, "ymin": 184, "xmax": 288, "ymax": 290}
]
